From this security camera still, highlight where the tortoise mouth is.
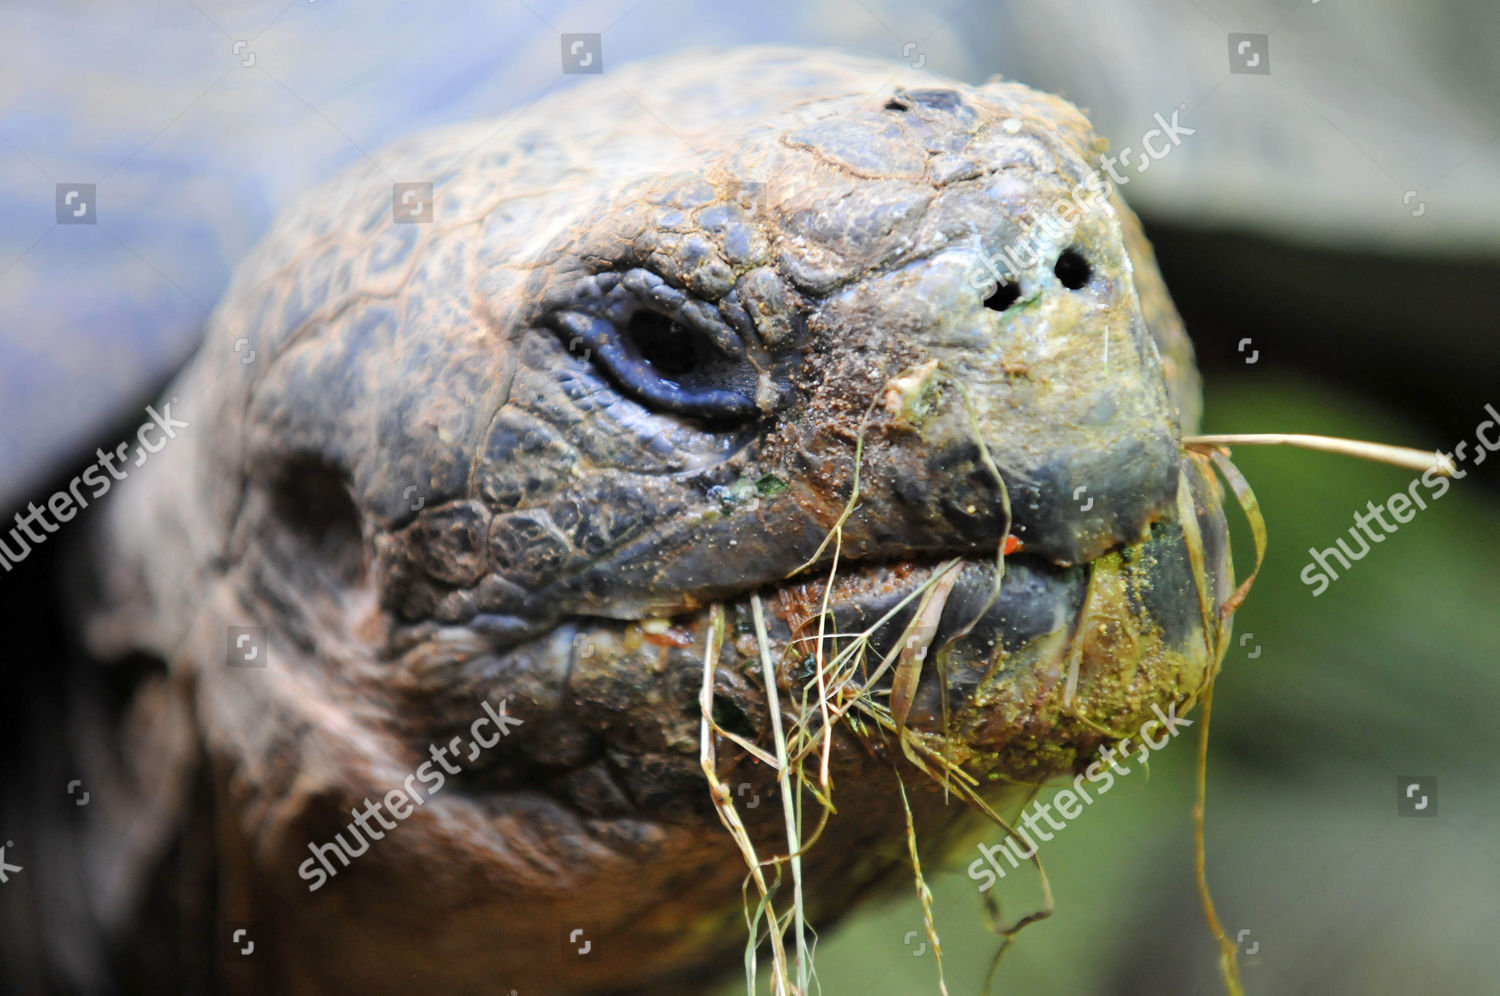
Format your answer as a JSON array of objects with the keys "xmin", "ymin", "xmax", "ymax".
[
  {"xmin": 395, "ymin": 455, "xmax": 1229, "ymax": 822},
  {"xmin": 584, "ymin": 449, "xmax": 1227, "ymax": 733},
  {"xmin": 442, "ymin": 449, "xmax": 1213, "ymax": 659},
  {"xmin": 752, "ymin": 522, "xmax": 1216, "ymax": 727}
]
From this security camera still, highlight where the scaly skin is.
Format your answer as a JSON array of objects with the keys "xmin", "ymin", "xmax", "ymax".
[{"xmin": 79, "ymin": 47, "xmax": 1229, "ymax": 993}]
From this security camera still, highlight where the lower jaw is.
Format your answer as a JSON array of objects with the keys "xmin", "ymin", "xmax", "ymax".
[{"xmin": 763, "ymin": 517, "xmax": 1227, "ymax": 785}]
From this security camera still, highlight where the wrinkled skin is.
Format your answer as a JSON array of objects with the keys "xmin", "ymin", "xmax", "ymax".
[{"xmin": 64, "ymin": 48, "xmax": 1230, "ymax": 994}]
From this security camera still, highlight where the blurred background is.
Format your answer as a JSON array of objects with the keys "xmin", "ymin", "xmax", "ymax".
[{"xmin": 2, "ymin": 1, "xmax": 1496, "ymax": 993}]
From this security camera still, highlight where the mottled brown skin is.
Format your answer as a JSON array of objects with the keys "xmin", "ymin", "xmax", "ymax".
[{"xmin": 73, "ymin": 48, "xmax": 1229, "ymax": 993}]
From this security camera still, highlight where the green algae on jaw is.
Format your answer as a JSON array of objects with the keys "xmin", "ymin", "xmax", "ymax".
[
  {"xmin": 712, "ymin": 473, "xmax": 790, "ymax": 506},
  {"xmin": 755, "ymin": 473, "xmax": 789, "ymax": 497}
]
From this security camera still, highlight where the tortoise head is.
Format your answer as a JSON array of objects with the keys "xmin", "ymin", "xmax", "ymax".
[{"xmin": 87, "ymin": 48, "xmax": 1232, "ymax": 994}]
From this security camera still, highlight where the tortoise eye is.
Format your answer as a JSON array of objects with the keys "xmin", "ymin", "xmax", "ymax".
[
  {"xmin": 602, "ymin": 306, "xmax": 760, "ymax": 419},
  {"xmin": 560, "ymin": 304, "xmax": 761, "ymax": 421},
  {"xmin": 550, "ymin": 267, "xmax": 777, "ymax": 421}
]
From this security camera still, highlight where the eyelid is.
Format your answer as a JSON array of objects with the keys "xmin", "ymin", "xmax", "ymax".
[
  {"xmin": 676, "ymin": 299, "xmax": 745, "ymax": 360},
  {"xmin": 619, "ymin": 269, "xmax": 745, "ymax": 360}
]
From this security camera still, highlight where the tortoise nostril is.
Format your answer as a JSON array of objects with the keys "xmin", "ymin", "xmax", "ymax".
[
  {"xmin": 625, "ymin": 310, "xmax": 698, "ymax": 378},
  {"xmin": 1054, "ymin": 248, "xmax": 1092, "ymax": 290},
  {"xmin": 983, "ymin": 282, "xmax": 1021, "ymax": 313}
]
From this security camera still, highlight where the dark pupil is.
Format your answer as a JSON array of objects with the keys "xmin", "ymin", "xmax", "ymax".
[{"xmin": 626, "ymin": 310, "xmax": 700, "ymax": 379}]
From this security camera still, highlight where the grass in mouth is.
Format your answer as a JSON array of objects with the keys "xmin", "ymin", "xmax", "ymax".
[{"xmin": 699, "ymin": 361, "xmax": 1432, "ymax": 994}]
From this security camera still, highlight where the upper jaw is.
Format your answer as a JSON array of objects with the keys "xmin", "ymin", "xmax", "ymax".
[{"xmin": 506, "ymin": 440, "xmax": 1195, "ymax": 641}]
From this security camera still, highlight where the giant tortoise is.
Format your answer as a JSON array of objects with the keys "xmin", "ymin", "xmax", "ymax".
[{"xmin": 0, "ymin": 47, "xmax": 1245, "ymax": 994}]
